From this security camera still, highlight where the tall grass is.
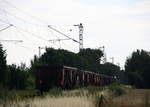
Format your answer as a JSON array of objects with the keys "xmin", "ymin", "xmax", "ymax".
[
  {"xmin": 1, "ymin": 84, "xmax": 149, "ymax": 107},
  {"xmin": 108, "ymin": 83, "xmax": 126, "ymax": 97},
  {"xmin": 0, "ymin": 89, "xmax": 37, "ymax": 105}
]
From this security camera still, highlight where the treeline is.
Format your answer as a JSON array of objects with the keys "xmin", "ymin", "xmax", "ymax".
[
  {"xmin": 0, "ymin": 44, "xmax": 34, "ymax": 90},
  {"xmin": 31, "ymin": 48, "xmax": 122, "ymax": 83},
  {"xmin": 0, "ymin": 43, "xmax": 150, "ymax": 90},
  {"xmin": 31, "ymin": 48, "xmax": 121, "ymax": 77},
  {"xmin": 125, "ymin": 49, "xmax": 150, "ymax": 88}
]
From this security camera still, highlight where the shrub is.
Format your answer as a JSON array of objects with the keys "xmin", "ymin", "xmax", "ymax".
[
  {"xmin": 48, "ymin": 88, "xmax": 62, "ymax": 97},
  {"xmin": 108, "ymin": 83, "xmax": 125, "ymax": 97}
]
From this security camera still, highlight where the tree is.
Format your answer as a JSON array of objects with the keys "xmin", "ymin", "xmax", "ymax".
[
  {"xmin": 99, "ymin": 62, "xmax": 120, "ymax": 77},
  {"xmin": 125, "ymin": 49, "xmax": 150, "ymax": 88},
  {"xmin": 8, "ymin": 64, "xmax": 32, "ymax": 90},
  {"xmin": 31, "ymin": 48, "xmax": 104, "ymax": 72},
  {"xmin": 78, "ymin": 48, "xmax": 103, "ymax": 71},
  {"xmin": 39, "ymin": 48, "xmax": 80, "ymax": 67},
  {"xmin": 0, "ymin": 43, "xmax": 7, "ymax": 88}
]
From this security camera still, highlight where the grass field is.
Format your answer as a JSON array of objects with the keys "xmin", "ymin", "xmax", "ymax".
[
  {"xmin": 0, "ymin": 85, "xmax": 150, "ymax": 107},
  {"xmin": 112, "ymin": 89, "xmax": 150, "ymax": 107}
]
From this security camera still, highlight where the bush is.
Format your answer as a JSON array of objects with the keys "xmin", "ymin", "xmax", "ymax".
[
  {"xmin": 48, "ymin": 88, "xmax": 62, "ymax": 97},
  {"xmin": 108, "ymin": 83, "xmax": 125, "ymax": 97}
]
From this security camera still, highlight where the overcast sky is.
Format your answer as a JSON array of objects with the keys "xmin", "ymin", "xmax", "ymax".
[{"xmin": 0, "ymin": 0, "xmax": 150, "ymax": 68}]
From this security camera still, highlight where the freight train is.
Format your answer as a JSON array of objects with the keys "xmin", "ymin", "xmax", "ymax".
[{"xmin": 36, "ymin": 65, "xmax": 115, "ymax": 92}]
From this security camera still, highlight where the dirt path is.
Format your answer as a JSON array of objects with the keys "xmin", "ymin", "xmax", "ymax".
[{"xmin": 113, "ymin": 89, "xmax": 150, "ymax": 107}]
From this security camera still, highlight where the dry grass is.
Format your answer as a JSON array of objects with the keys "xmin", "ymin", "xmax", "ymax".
[
  {"xmin": 0, "ymin": 87, "xmax": 107, "ymax": 107},
  {"xmin": 30, "ymin": 96, "xmax": 93, "ymax": 107},
  {"xmin": 112, "ymin": 89, "xmax": 150, "ymax": 107},
  {"xmin": 0, "ymin": 96, "xmax": 93, "ymax": 107},
  {"xmin": 1, "ymin": 86, "xmax": 150, "ymax": 107}
]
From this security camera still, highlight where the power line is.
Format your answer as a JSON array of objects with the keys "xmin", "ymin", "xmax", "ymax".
[
  {"xmin": 48, "ymin": 25, "xmax": 79, "ymax": 43},
  {"xmin": 0, "ymin": 9, "xmax": 60, "ymax": 47},
  {"xmin": 13, "ymin": 25, "xmax": 61, "ymax": 48},
  {"xmin": 49, "ymin": 38, "xmax": 70, "ymax": 48},
  {"xmin": 13, "ymin": 26, "xmax": 40, "ymax": 46},
  {"xmin": 0, "ymin": 19, "xmax": 59, "ymax": 48},
  {"xmin": 0, "ymin": 7, "xmax": 75, "ymax": 50},
  {"xmin": 2, "ymin": 0, "xmax": 49, "ymax": 25},
  {"xmin": 0, "ymin": 24, "xmax": 13, "ymax": 32},
  {"xmin": 0, "ymin": 40, "xmax": 22, "ymax": 42},
  {"xmin": 0, "ymin": 22, "xmax": 23, "ymax": 43},
  {"xmin": 48, "ymin": 25, "xmax": 80, "ymax": 50},
  {"xmin": 47, "ymin": 26, "xmax": 73, "ymax": 49},
  {"xmin": 14, "ymin": 26, "xmax": 60, "ymax": 50},
  {"xmin": 12, "ymin": 25, "xmax": 48, "ymax": 42},
  {"xmin": 0, "ymin": 8, "xmax": 44, "ymax": 27},
  {"xmin": 0, "ymin": 10, "xmax": 59, "ymax": 48},
  {"xmin": 49, "ymin": 38, "xmax": 70, "ymax": 42},
  {"xmin": 3, "ymin": 41, "xmax": 33, "ymax": 52},
  {"xmin": 0, "ymin": 1, "xmax": 79, "ymax": 51}
]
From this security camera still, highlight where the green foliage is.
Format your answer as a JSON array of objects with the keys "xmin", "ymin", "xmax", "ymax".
[
  {"xmin": 0, "ymin": 43, "xmax": 7, "ymax": 88},
  {"xmin": 0, "ymin": 89, "xmax": 37, "ymax": 104},
  {"xmin": 78, "ymin": 48, "xmax": 103, "ymax": 70},
  {"xmin": 125, "ymin": 49, "xmax": 150, "ymax": 88},
  {"xmin": 31, "ymin": 48, "xmax": 121, "ymax": 78},
  {"xmin": 108, "ymin": 83, "xmax": 125, "ymax": 97},
  {"xmin": 85, "ymin": 86, "xmax": 103, "ymax": 95},
  {"xmin": 0, "ymin": 45, "xmax": 122, "ymax": 90},
  {"xmin": 99, "ymin": 62, "xmax": 120, "ymax": 77},
  {"xmin": 94, "ymin": 94, "xmax": 108, "ymax": 107},
  {"xmin": 48, "ymin": 88, "xmax": 62, "ymax": 97},
  {"xmin": 7, "ymin": 64, "xmax": 34, "ymax": 90},
  {"xmin": 31, "ymin": 48, "xmax": 104, "ymax": 71},
  {"xmin": 39, "ymin": 48, "xmax": 80, "ymax": 67}
]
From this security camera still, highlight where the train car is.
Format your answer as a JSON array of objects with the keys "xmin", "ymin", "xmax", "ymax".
[
  {"xmin": 36, "ymin": 65, "xmax": 115, "ymax": 92},
  {"xmin": 36, "ymin": 65, "xmax": 79, "ymax": 91}
]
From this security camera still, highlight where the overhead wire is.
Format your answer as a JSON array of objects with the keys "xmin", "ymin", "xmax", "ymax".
[
  {"xmin": 13, "ymin": 26, "xmax": 39, "ymax": 46},
  {"xmin": 15, "ymin": 26, "xmax": 60, "ymax": 48},
  {"xmin": 0, "ymin": 0, "xmax": 77, "ymax": 51},
  {"xmin": 1, "ymin": 27, "xmax": 37, "ymax": 53},
  {"xmin": 0, "ymin": 10, "xmax": 57, "ymax": 48},
  {"xmin": 12, "ymin": 25, "xmax": 48, "ymax": 42},
  {"xmin": 0, "ymin": 8, "xmax": 44, "ymax": 27},
  {"xmin": 0, "ymin": 18, "xmax": 59, "ymax": 48},
  {"xmin": 0, "ymin": 24, "xmax": 13, "ymax": 32},
  {"xmin": 14, "ymin": 25, "xmax": 60, "ymax": 47},
  {"xmin": 12, "ymin": 26, "xmax": 39, "ymax": 50},
  {"xmin": 1, "ymin": 0, "xmax": 49, "ymax": 25},
  {"xmin": 0, "ymin": 7, "xmax": 60, "ymax": 47},
  {"xmin": 0, "ymin": 0, "xmax": 67, "ymax": 59},
  {"xmin": 3, "ymin": 41, "xmax": 34, "ymax": 57},
  {"xmin": 47, "ymin": 27, "xmax": 73, "ymax": 49},
  {"xmin": 47, "ymin": 25, "xmax": 79, "ymax": 49},
  {"xmin": 1, "ymin": 0, "xmax": 77, "ymax": 49}
]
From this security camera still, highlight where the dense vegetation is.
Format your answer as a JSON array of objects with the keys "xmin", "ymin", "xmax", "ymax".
[
  {"xmin": 125, "ymin": 49, "xmax": 150, "ymax": 88},
  {"xmin": 31, "ymin": 48, "xmax": 121, "ymax": 77},
  {"xmin": 0, "ymin": 43, "xmax": 34, "ymax": 90},
  {"xmin": 0, "ymin": 43, "xmax": 7, "ymax": 88},
  {"xmin": 0, "ymin": 42, "xmax": 150, "ymax": 90}
]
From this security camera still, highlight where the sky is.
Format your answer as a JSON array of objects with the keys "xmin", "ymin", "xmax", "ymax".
[{"xmin": 0, "ymin": 0, "xmax": 150, "ymax": 68}]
